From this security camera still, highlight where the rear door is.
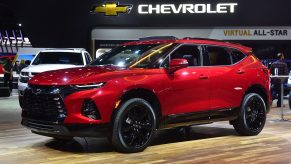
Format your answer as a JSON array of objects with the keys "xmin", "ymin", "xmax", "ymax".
[{"xmin": 203, "ymin": 45, "xmax": 247, "ymax": 110}]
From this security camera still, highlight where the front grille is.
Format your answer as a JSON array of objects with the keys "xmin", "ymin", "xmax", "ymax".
[
  {"xmin": 19, "ymin": 77, "xmax": 29, "ymax": 83},
  {"xmin": 26, "ymin": 120, "xmax": 55, "ymax": 131},
  {"xmin": 20, "ymin": 72, "xmax": 29, "ymax": 76},
  {"xmin": 22, "ymin": 85, "xmax": 67, "ymax": 122}
]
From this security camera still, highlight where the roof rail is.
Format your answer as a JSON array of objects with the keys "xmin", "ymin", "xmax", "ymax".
[
  {"xmin": 182, "ymin": 37, "xmax": 225, "ymax": 42},
  {"xmin": 182, "ymin": 37, "xmax": 246, "ymax": 46},
  {"xmin": 139, "ymin": 36, "xmax": 178, "ymax": 41},
  {"xmin": 44, "ymin": 48, "xmax": 85, "ymax": 51}
]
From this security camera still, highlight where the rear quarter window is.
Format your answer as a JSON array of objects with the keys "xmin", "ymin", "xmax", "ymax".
[{"xmin": 230, "ymin": 49, "xmax": 246, "ymax": 64}]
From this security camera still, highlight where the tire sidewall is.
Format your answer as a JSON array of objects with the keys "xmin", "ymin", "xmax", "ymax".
[
  {"xmin": 240, "ymin": 93, "xmax": 266, "ymax": 135},
  {"xmin": 112, "ymin": 98, "xmax": 157, "ymax": 153}
]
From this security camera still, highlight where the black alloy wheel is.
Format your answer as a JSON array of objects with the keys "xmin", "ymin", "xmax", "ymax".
[
  {"xmin": 111, "ymin": 98, "xmax": 157, "ymax": 153},
  {"xmin": 233, "ymin": 93, "xmax": 266, "ymax": 136},
  {"xmin": 244, "ymin": 96, "xmax": 266, "ymax": 131}
]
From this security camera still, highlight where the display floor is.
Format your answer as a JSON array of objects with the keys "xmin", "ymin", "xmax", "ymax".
[{"xmin": 0, "ymin": 96, "xmax": 291, "ymax": 164}]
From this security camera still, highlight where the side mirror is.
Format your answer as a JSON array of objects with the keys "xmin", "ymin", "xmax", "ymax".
[{"xmin": 169, "ymin": 59, "xmax": 188, "ymax": 73}]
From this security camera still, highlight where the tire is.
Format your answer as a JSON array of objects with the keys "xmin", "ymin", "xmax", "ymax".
[
  {"xmin": 53, "ymin": 136, "xmax": 73, "ymax": 142},
  {"xmin": 289, "ymin": 91, "xmax": 291, "ymax": 110},
  {"xmin": 232, "ymin": 93, "xmax": 266, "ymax": 136},
  {"xmin": 111, "ymin": 98, "xmax": 157, "ymax": 153}
]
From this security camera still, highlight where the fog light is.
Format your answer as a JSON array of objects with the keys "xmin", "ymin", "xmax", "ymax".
[{"xmin": 81, "ymin": 99, "xmax": 101, "ymax": 120}]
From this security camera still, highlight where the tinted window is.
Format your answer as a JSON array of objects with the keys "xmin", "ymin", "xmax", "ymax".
[
  {"xmin": 231, "ymin": 49, "xmax": 246, "ymax": 64},
  {"xmin": 90, "ymin": 43, "xmax": 176, "ymax": 68},
  {"xmin": 90, "ymin": 44, "xmax": 160, "ymax": 67},
  {"xmin": 131, "ymin": 43, "xmax": 176, "ymax": 68},
  {"xmin": 205, "ymin": 46, "xmax": 231, "ymax": 66},
  {"xmin": 170, "ymin": 45, "xmax": 201, "ymax": 66},
  {"xmin": 32, "ymin": 52, "xmax": 83, "ymax": 65}
]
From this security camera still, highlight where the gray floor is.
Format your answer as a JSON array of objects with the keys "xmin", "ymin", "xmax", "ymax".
[
  {"xmin": 0, "ymin": 94, "xmax": 21, "ymax": 125},
  {"xmin": 0, "ymin": 96, "xmax": 291, "ymax": 164}
]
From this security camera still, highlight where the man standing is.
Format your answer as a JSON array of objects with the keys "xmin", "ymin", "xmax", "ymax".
[
  {"xmin": 271, "ymin": 53, "xmax": 288, "ymax": 107},
  {"xmin": 2, "ymin": 59, "xmax": 13, "ymax": 94},
  {"xmin": 13, "ymin": 60, "xmax": 21, "ymax": 74}
]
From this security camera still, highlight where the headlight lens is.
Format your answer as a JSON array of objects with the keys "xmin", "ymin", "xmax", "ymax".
[{"xmin": 73, "ymin": 82, "xmax": 106, "ymax": 90}]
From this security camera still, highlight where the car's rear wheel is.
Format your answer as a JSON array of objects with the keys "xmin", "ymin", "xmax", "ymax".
[
  {"xmin": 111, "ymin": 98, "xmax": 157, "ymax": 153},
  {"xmin": 232, "ymin": 93, "xmax": 266, "ymax": 136},
  {"xmin": 288, "ymin": 91, "xmax": 291, "ymax": 110}
]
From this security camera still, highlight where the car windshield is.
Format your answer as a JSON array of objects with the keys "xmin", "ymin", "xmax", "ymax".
[
  {"xmin": 89, "ymin": 43, "xmax": 176, "ymax": 68},
  {"xmin": 32, "ymin": 52, "xmax": 83, "ymax": 65}
]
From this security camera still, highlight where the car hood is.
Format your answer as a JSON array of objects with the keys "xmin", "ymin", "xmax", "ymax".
[
  {"xmin": 29, "ymin": 66, "xmax": 122, "ymax": 85},
  {"xmin": 21, "ymin": 64, "xmax": 81, "ymax": 73}
]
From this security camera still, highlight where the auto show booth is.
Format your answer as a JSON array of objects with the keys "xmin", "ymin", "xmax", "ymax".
[{"xmin": 3, "ymin": 0, "xmax": 291, "ymax": 59}]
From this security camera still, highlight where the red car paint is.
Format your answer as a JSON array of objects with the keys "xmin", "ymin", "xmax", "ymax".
[
  {"xmin": 25, "ymin": 39, "xmax": 270, "ymax": 125},
  {"xmin": 0, "ymin": 56, "xmax": 15, "ymax": 74}
]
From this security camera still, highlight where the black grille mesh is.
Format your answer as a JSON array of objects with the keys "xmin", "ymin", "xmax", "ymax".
[{"xmin": 22, "ymin": 85, "xmax": 67, "ymax": 122}]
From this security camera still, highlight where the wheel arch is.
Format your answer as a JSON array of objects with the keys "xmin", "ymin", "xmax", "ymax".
[
  {"xmin": 244, "ymin": 84, "xmax": 270, "ymax": 113},
  {"xmin": 111, "ymin": 88, "xmax": 162, "ymax": 125}
]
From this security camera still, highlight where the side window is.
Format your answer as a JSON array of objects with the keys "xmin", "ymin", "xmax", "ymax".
[
  {"xmin": 205, "ymin": 46, "xmax": 231, "ymax": 66},
  {"xmin": 230, "ymin": 49, "xmax": 246, "ymax": 64},
  {"xmin": 170, "ymin": 45, "xmax": 201, "ymax": 67}
]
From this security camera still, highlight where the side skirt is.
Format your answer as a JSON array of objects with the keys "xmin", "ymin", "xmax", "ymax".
[{"xmin": 159, "ymin": 107, "xmax": 240, "ymax": 129}]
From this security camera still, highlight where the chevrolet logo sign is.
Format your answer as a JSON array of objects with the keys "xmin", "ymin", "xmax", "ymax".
[{"xmin": 91, "ymin": 2, "xmax": 132, "ymax": 16}]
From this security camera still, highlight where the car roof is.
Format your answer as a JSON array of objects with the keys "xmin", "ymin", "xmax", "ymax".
[
  {"xmin": 177, "ymin": 39, "xmax": 252, "ymax": 53},
  {"xmin": 122, "ymin": 39, "xmax": 176, "ymax": 46},
  {"xmin": 0, "ymin": 56, "xmax": 15, "ymax": 58},
  {"xmin": 40, "ymin": 48, "xmax": 85, "ymax": 53},
  {"xmin": 122, "ymin": 38, "xmax": 252, "ymax": 54}
]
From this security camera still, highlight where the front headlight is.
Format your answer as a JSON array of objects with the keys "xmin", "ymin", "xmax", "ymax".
[{"xmin": 72, "ymin": 82, "xmax": 106, "ymax": 90}]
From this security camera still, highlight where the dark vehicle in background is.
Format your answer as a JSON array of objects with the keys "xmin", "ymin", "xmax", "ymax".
[{"xmin": 0, "ymin": 55, "xmax": 15, "ymax": 74}]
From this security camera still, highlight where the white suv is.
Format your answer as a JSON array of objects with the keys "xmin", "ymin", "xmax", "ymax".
[{"xmin": 18, "ymin": 48, "xmax": 92, "ymax": 96}]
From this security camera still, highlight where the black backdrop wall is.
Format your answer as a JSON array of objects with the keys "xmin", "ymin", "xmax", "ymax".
[{"xmin": 1, "ymin": 0, "xmax": 291, "ymax": 50}]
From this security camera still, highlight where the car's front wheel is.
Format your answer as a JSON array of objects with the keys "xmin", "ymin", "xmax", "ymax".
[
  {"xmin": 232, "ymin": 93, "xmax": 266, "ymax": 136},
  {"xmin": 111, "ymin": 98, "xmax": 157, "ymax": 153}
]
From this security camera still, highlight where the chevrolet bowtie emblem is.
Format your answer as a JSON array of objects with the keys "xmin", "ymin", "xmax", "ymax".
[{"xmin": 91, "ymin": 2, "xmax": 132, "ymax": 16}]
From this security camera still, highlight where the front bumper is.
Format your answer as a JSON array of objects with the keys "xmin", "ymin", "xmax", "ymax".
[
  {"xmin": 22, "ymin": 84, "xmax": 120, "ymax": 124},
  {"xmin": 21, "ymin": 118, "xmax": 110, "ymax": 137}
]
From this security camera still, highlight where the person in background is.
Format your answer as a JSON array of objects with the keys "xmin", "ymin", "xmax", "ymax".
[
  {"xmin": 270, "ymin": 53, "xmax": 288, "ymax": 107},
  {"xmin": 13, "ymin": 60, "xmax": 21, "ymax": 74},
  {"xmin": 24, "ymin": 60, "xmax": 31, "ymax": 67},
  {"xmin": 2, "ymin": 59, "xmax": 13, "ymax": 94},
  {"xmin": 19, "ymin": 59, "xmax": 26, "ymax": 71}
]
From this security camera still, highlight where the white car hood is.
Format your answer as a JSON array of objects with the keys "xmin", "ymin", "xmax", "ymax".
[{"xmin": 21, "ymin": 64, "xmax": 81, "ymax": 73}]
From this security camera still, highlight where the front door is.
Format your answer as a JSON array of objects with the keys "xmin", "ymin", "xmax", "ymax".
[{"xmin": 163, "ymin": 44, "xmax": 210, "ymax": 116}]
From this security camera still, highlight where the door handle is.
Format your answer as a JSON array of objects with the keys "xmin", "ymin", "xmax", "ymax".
[
  {"xmin": 237, "ymin": 70, "xmax": 245, "ymax": 74},
  {"xmin": 199, "ymin": 75, "xmax": 208, "ymax": 79}
]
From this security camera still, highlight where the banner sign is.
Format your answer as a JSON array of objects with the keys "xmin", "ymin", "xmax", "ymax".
[
  {"xmin": 92, "ymin": 27, "xmax": 291, "ymax": 41},
  {"xmin": 215, "ymin": 28, "xmax": 290, "ymax": 40}
]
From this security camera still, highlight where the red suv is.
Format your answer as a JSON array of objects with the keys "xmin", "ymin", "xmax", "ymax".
[{"xmin": 21, "ymin": 38, "xmax": 271, "ymax": 153}]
